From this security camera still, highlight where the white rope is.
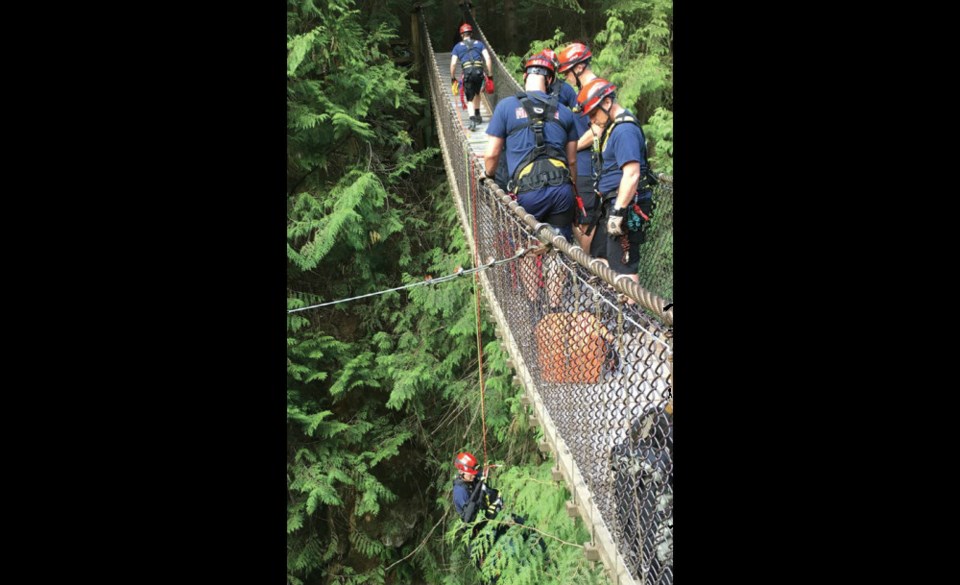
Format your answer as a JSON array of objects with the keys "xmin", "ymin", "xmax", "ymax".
[{"xmin": 287, "ymin": 248, "xmax": 529, "ymax": 313}]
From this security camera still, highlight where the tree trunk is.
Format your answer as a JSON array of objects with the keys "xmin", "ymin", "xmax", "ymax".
[{"xmin": 504, "ymin": 0, "xmax": 517, "ymax": 54}]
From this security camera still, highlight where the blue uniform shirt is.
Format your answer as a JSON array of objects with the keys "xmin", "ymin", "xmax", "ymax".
[
  {"xmin": 595, "ymin": 109, "xmax": 650, "ymax": 195},
  {"xmin": 485, "ymin": 90, "xmax": 578, "ymax": 179},
  {"xmin": 453, "ymin": 478, "xmax": 474, "ymax": 520},
  {"xmin": 452, "ymin": 40, "xmax": 487, "ymax": 70},
  {"xmin": 550, "ymin": 80, "xmax": 578, "ymax": 109},
  {"xmin": 573, "ymin": 111, "xmax": 594, "ymax": 187}
]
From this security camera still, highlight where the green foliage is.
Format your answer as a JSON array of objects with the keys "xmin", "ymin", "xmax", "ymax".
[
  {"xmin": 286, "ymin": 1, "xmax": 450, "ymax": 581},
  {"xmin": 287, "ymin": 171, "xmax": 384, "ymax": 271},
  {"xmin": 525, "ymin": 28, "xmax": 570, "ymax": 61},
  {"xmin": 287, "ymin": 407, "xmax": 350, "ymax": 439},
  {"xmin": 644, "ymin": 107, "xmax": 673, "ymax": 174},
  {"xmin": 327, "ymin": 351, "xmax": 379, "ymax": 398},
  {"xmin": 287, "ymin": 0, "xmax": 435, "ymax": 209},
  {"xmin": 524, "ymin": 0, "xmax": 584, "ymax": 12},
  {"xmin": 288, "ymin": 502, "xmax": 306, "ymax": 534},
  {"xmin": 287, "ymin": 533, "xmax": 324, "ymax": 574},
  {"xmin": 441, "ymin": 462, "xmax": 609, "ymax": 585},
  {"xmin": 287, "ymin": 6, "xmax": 497, "ymax": 569},
  {"xmin": 591, "ymin": 1, "xmax": 673, "ymax": 171},
  {"xmin": 349, "ymin": 528, "xmax": 386, "ymax": 558}
]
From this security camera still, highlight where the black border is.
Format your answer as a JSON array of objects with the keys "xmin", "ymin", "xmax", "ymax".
[{"xmin": 109, "ymin": 7, "xmax": 288, "ymax": 581}]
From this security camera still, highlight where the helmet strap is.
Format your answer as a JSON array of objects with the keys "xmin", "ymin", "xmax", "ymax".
[{"xmin": 596, "ymin": 101, "xmax": 613, "ymax": 129}]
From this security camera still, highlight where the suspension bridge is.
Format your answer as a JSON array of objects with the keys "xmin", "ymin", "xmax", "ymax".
[{"xmin": 412, "ymin": 8, "xmax": 674, "ymax": 585}]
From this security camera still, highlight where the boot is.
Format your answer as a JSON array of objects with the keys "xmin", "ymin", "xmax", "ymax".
[{"xmin": 467, "ymin": 117, "xmax": 477, "ymax": 131}]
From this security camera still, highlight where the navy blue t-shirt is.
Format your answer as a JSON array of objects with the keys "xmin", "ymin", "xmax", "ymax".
[
  {"xmin": 573, "ymin": 111, "xmax": 594, "ymax": 186},
  {"xmin": 452, "ymin": 40, "xmax": 487, "ymax": 71},
  {"xmin": 453, "ymin": 478, "xmax": 475, "ymax": 520},
  {"xmin": 595, "ymin": 110, "xmax": 649, "ymax": 195},
  {"xmin": 551, "ymin": 81, "xmax": 595, "ymax": 197},
  {"xmin": 486, "ymin": 91, "xmax": 578, "ymax": 178},
  {"xmin": 550, "ymin": 79, "xmax": 578, "ymax": 109}
]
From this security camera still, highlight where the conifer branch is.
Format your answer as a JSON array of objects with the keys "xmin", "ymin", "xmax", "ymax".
[{"xmin": 383, "ymin": 509, "xmax": 449, "ymax": 573}]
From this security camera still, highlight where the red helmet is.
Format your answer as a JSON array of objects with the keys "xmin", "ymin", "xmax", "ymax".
[
  {"xmin": 577, "ymin": 78, "xmax": 616, "ymax": 115},
  {"xmin": 454, "ymin": 452, "xmax": 479, "ymax": 475},
  {"xmin": 557, "ymin": 42, "xmax": 592, "ymax": 74},
  {"xmin": 459, "ymin": 23, "xmax": 473, "ymax": 35},
  {"xmin": 540, "ymin": 48, "xmax": 559, "ymax": 68},
  {"xmin": 524, "ymin": 53, "xmax": 555, "ymax": 76}
]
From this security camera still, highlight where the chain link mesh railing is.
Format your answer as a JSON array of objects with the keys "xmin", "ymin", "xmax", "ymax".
[
  {"xmin": 635, "ymin": 175, "xmax": 673, "ymax": 301},
  {"xmin": 419, "ymin": 10, "xmax": 672, "ymax": 585}
]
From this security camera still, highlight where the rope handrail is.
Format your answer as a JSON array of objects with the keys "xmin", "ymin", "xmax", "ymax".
[{"xmin": 479, "ymin": 176, "xmax": 673, "ymax": 327}]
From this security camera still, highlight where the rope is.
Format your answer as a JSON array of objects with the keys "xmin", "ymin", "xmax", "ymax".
[
  {"xmin": 469, "ymin": 151, "xmax": 489, "ymax": 470},
  {"xmin": 287, "ymin": 249, "xmax": 529, "ymax": 313},
  {"xmin": 482, "ymin": 518, "xmax": 584, "ymax": 549},
  {"xmin": 383, "ymin": 509, "xmax": 450, "ymax": 573}
]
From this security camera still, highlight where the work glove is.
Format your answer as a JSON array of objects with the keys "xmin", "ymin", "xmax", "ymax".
[
  {"xmin": 451, "ymin": 78, "xmax": 459, "ymax": 96},
  {"xmin": 607, "ymin": 206, "xmax": 627, "ymax": 237},
  {"xmin": 486, "ymin": 495, "xmax": 502, "ymax": 514}
]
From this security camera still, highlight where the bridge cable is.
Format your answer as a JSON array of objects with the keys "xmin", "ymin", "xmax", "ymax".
[{"xmin": 287, "ymin": 247, "xmax": 532, "ymax": 314}]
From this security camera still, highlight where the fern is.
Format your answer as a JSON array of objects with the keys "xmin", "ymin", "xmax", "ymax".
[
  {"xmin": 287, "ymin": 171, "xmax": 385, "ymax": 271},
  {"xmin": 306, "ymin": 483, "xmax": 342, "ymax": 512},
  {"xmin": 353, "ymin": 475, "xmax": 396, "ymax": 517},
  {"xmin": 367, "ymin": 431, "xmax": 413, "ymax": 467},
  {"xmin": 287, "ymin": 28, "xmax": 319, "ymax": 77},
  {"xmin": 287, "ymin": 407, "xmax": 350, "ymax": 438},
  {"xmin": 288, "ymin": 533, "xmax": 324, "ymax": 572},
  {"xmin": 349, "ymin": 528, "xmax": 386, "ymax": 559},
  {"xmin": 287, "ymin": 503, "xmax": 305, "ymax": 534},
  {"xmin": 327, "ymin": 351, "xmax": 377, "ymax": 398}
]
